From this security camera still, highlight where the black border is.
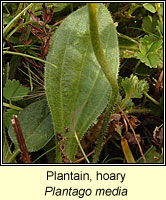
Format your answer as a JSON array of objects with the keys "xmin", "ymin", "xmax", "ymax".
[{"xmin": 1, "ymin": 1, "xmax": 165, "ymax": 166}]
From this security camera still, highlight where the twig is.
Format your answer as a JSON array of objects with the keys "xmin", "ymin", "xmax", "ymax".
[
  {"xmin": 117, "ymin": 104, "xmax": 147, "ymax": 163},
  {"xmin": 11, "ymin": 115, "xmax": 32, "ymax": 163}
]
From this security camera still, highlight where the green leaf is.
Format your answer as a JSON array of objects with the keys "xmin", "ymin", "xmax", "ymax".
[
  {"xmin": 3, "ymin": 13, "xmax": 14, "ymax": 25},
  {"xmin": 137, "ymin": 52, "xmax": 161, "ymax": 68},
  {"xmin": 137, "ymin": 35, "xmax": 162, "ymax": 68},
  {"xmin": 3, "ymin": 79, "xmax": 29, "ymax": 101},
  {"xmin": 158, "ymin": 4, "xmax": 163, "ymax": 16},
  {"xmin": 139, "ymin": 35, "xmax": 154, "ymax": 55},
  {"xmin": 137, "ymin": 146, "xmax": 163, "ymax": 163},
  {"xmin": 147, "ymin": 52, "xmax": 161, "ymax": 68},
  {"xmin": 8, "ymin": 98, "xmax": 54, "ymax": 152},
  {"xmin": 142, "ymin": 15, "xmax": 158, "ymax": 33},
  {"xmin": 143, "ymin": 3, "xmax": 156, "ymax": 13},
  {"xmin": 3, "ymin": 127, "xmax": 16, "ymax": 163},
  {"xmin": 121, "ymin": 98, "xmax": 135, "ymax": 110},
  {"xmin": 121, "ymin": 74, "xmax": 149, "ymax": 99},
  {"xmin": 45, "ymin": 4, "xmax": 119, "ymax": 162},
  {"xmin": 148, "ymin": 39, "xmax": 163, "ymax": 53},
  {"xmin": 3, "ymin": 109, "xmax": 19, "ymax": 128},
  {"xmin": 127, "ymin": 3, "xmax": 142, "ymax": 16},
  {"xmin": 134, "ymin": 64, "xmax": 156, "ymax": 77}
]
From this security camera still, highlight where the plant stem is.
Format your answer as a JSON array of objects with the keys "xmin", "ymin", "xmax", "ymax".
[
  {"xmin": 7, "ymin": 149, "xmax": 20, "ymax": 163},
  {"xmin": 88, "ymin": 3, "xmax": 119, "ymax": 95},
  {"xmin": 27, "ymin": 62, "xmax": 33, "ymax": 91},
  {"xmin": 33, "ymin": 144, "xmax": 57, "ymax": 163},
  {"xmin": 3, "ymin": 102, "xmax": 23, "ymax": 111},
  {"xmin": 143, "ymin": 91, "xmax": 161, "ymax": 106},
  {"xmin": 133, "ymin": 60, "xmax": 141, "ymax": 74},
  {"xmin": 3, "ymin": 51, "xmax": 57, "ymax": 68},
  {"xmin": 88, "ymin": 3, "xmax": 119, "ymax": 163}
]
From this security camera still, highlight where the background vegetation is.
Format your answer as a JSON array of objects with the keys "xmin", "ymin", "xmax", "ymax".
[{"xmin": 3, "ymin": 3, "xmax": 163, "ymax": 164}]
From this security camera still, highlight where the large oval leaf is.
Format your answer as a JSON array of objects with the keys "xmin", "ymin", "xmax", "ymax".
[
  {"xmin": 8, "ymin": 98, "xmax": 54, "ymax": 152},
  {"xmin": 45, "ymin": 3, "xmax": 119, "ymax": 162}
]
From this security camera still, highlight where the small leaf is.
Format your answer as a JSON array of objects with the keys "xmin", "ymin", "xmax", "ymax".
[
  {"xmin": 121, "ymin": 74, "xmax": 149, "ymax": 99},
  {"xmin": 8, "ymin": 98, "xmax": 54, "ymax": 152},
  {"xmin": 149, "ymin": 39, "xmax": 163, "ymax": 53},
  {"xmin": 3, "ymin": 109, "xmax": 19, "ymax": 128},
  {"xmin": 121, "ymin": 98, "xmax": 134, "ymax": 110},
  {"xmin": 137, "ymin": 35, "xmax": 162, "ymax": 68},
  {"xmin": 3, "ymin": 79, "xmax": 29, "ymax": 101},
  {"xmin": 143, "ymin": 3, "xmax": 156, "ymax": 13},
  {"xmin": 142, "ymin": 15, "xmax": 158, "ymax": 33},
  {"xmin": 139, "ymin": 35, "xmax": 154, "ymax": 55},
  {"xmin": 147, "ymin": 53, "xmax": 161, "ymax": 68},
  {"xmin": 142, "ymin": 15, "xmax": 152, "ymax": 32}
]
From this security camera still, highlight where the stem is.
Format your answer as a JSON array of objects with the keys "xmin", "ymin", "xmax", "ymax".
[
  {"xmin": 3, "ymin": 51, "xmax": 57, "ymax": 68},
  {"xmin": 125, "ymin": 108, "xmax": 151, "ymax": 114},
  {"xmin": 118, "ymin": 32, "xmax": 139, "ymax": 45},
  {"xmin": 133, "ymin": 60, "xmax": 141, "ymax": 74},
  {"xmin": 143, "ymin": 91, "xmax": 161, "ymax": 106},
  {"xmin": 7, "ymin": 149, "xmax": 20, "ymax": 163},
  {"xmin": 88, "ymin": 4, "xmax": 119, "ymax": 95},
  {"xmin": 27, "ymin": 62, "xmax": 33, "ymax": 91},
  {"xmin": 33, "ymin": 144, "xmax": 57, "ymax": 163},
  {"xmin": 88, "ymin": 3, "xmax": 119, "ymax": 163},
  {"xmin": 3, "ymin": 102, "xmax": 23, "ymax": 111}
]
